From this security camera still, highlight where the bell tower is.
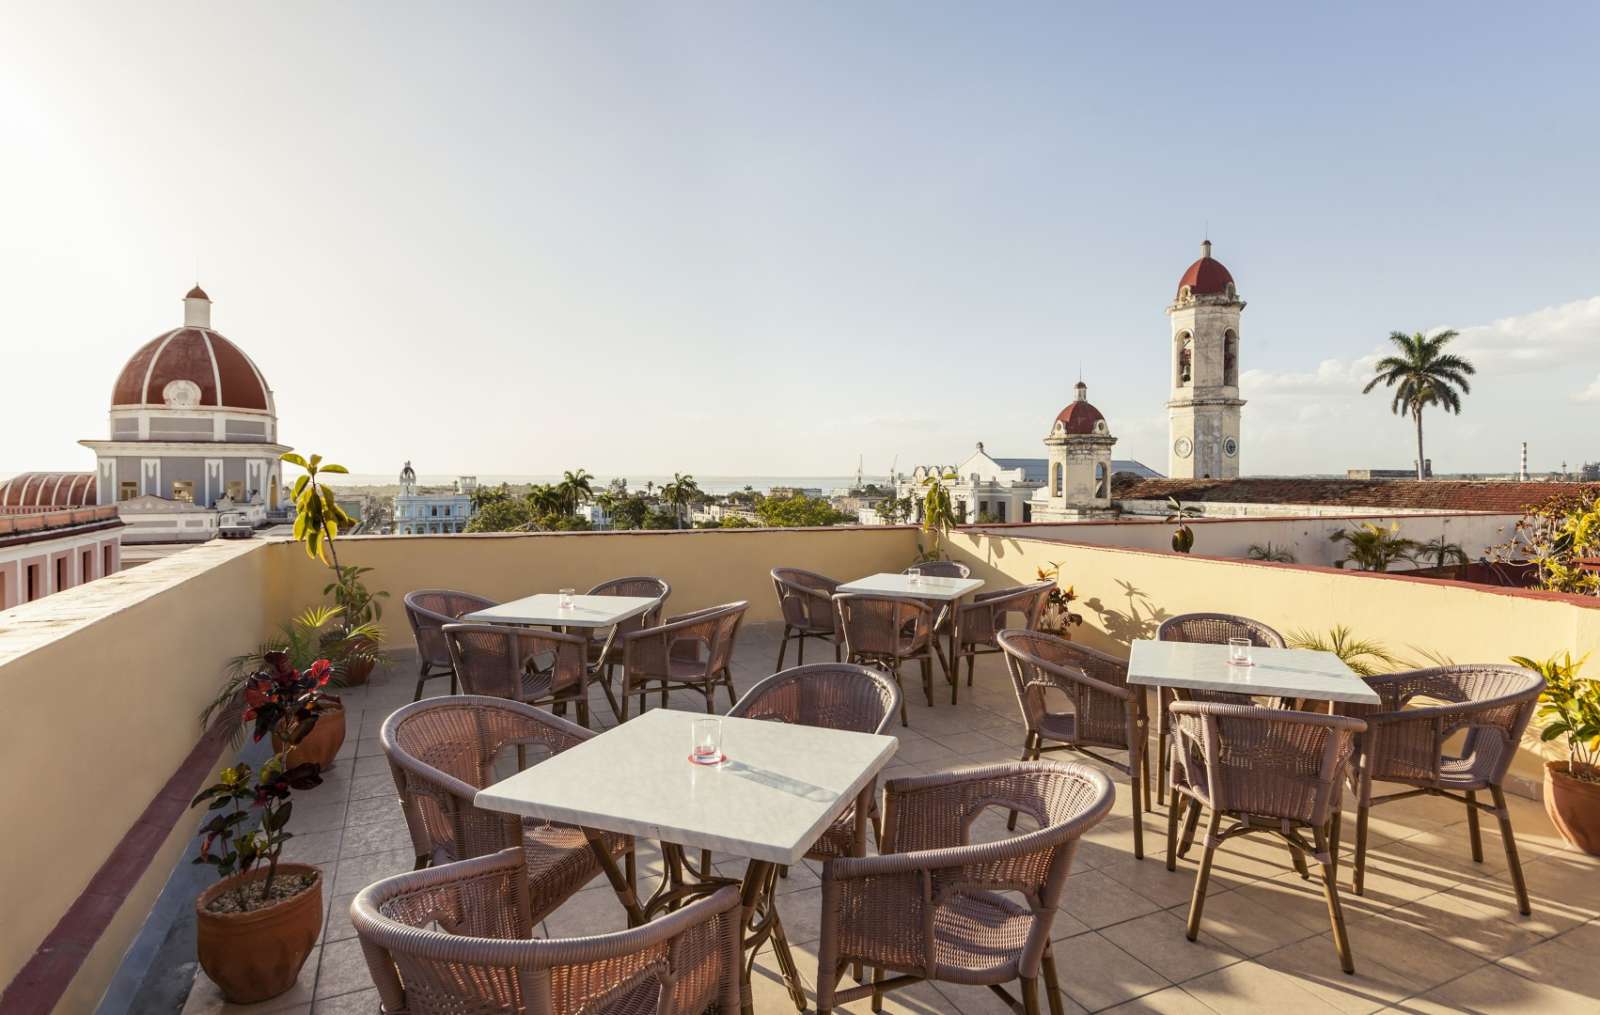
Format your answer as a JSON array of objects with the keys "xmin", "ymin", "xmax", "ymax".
[{"xmin": 1167, "ymin": 240, "xmax": 1245, "ymax": 479}]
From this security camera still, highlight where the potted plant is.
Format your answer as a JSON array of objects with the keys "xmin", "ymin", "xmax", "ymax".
[
  {"xmin": 1165, "ymin": 496, "xmax": 1200, "ymax": 553},
  {"xmin": 915, "ymin": 473, "xmax": 959, "ymax": 561},
  {"xmin": 190, "ymin": 755, "xmax": 325, "ymax": 1003},
  {"xmin": 1034, "ymin": 561, "xmax": 1084, "ymax": 637},
  {"xmin": 283, "ymin": 451, "xmax": 388, "ymax": 684},
  {"xmin": 1513, "ymin": 651, "xmax": 1600, "ymax": 855}
]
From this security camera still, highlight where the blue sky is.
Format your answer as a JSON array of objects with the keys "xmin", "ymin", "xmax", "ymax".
[{"xmin": 3, "ymin": 2, "xmax": 1598, "ymax": 479}]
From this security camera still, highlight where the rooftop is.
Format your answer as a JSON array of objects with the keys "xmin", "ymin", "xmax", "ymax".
[{"xmin": 1113, "ymin": 476, "xmax": 1600, "ymax": 514}]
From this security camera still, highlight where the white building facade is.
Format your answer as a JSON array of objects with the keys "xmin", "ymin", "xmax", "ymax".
[
  {"xmin": 392, "ymin": 463, "xmax": 476, "ymax": 534},
  {"xmin": 1167, "ymin": 240, "xmax": 1246, "ymax": 480}
]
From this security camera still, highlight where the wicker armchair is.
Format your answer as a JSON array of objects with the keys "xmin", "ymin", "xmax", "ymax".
[
  {"xmin": 833, "ymin": 593, "xmax": 936, "ymax": 727},
  {"xmin": 1166, "ymin": 701, "xmax": 1366, "ymax": 973},
  {"xmin": 353, "ymin": 848, "xmax": 743, "ymax": 1015},
  {"xmin": 1155, "ymin": 613, "xmax": 1288, "ymax": 804},
  {"xmin": 902, "ymin": 560, "xmax": 971, "ymax": 642},
  {"xmin": 381, "ymin": 696, "xmax": 633, "ymax": 925},
  {"xmin": 727, "ymin": 664, "xmax": 901, "ymax": 860},
  {"xmin": 404, "ymin": 588, "xmax": 498, "ymax": 701},
  {"xmin": 815, "ymin": 761, "xmax": 1115, "ymax": 1015},
  {"xmin": 998, "ymin": 630, "xmax": 1152, "ymax": 857},
  {"xmin": 618, "ymin": 601, "xmax": 747, "ymax": 719},
  {"xmin": 585, "ymin": 576, "xmax": 671, "ymax": 713},
  {"xmin": 1336, "ymin": 665, "xmax": 1544, "ymax": 914},
  {"xmin": 956, "ymin": 581, "xmax": 1054, "ymax": 688},
  {"xmin": 770, "ymin": 568, "xmax": 842, "ymax": 669},
  {"xmin": 443, "ymin": 622, "xmax": 596, "ymax": 728}
]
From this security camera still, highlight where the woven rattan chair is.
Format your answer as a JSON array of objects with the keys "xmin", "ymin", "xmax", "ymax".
[
  {"xmin": 353, "ymin": 847, "xmax": 742, "ymax": 1015},
  {"xmin": 404, "ymin": 588, "xmax": 498, "ymax": 701},
  {"xmin": 618, "ymin": 601, "xmax": 747, "ymax": 719},
  {"xmin": 727, "ymin": 664, "xmax": 901, "ymax": 860},
  {"xmin": 443, "ymin": 622, "xmax": 597, "ymax": 728},
  {"xmin": 770, "ymin": 567, "xmax": 842, "ymax": 669},
  {"xmin": 1336, "ymin": 665, "xmax": 1545, "ymax": 914},
  {"xmin": 381, "ymin": 696, "xmax": 633, "ymax": 925},
  {"xmin": 903, "ymin": 560, "xmax": 971, "ymax": 644},
  {"xmin": 833, "ymin": 593, "xmax": 936, "ymax": 727},
  {"xmin": 1155, "ymin": 612, "xmax": 1288, "ymax": 804},
  {"xmin": 998, "ymin": 629, "xmax": 1152, "ymax": 857},
  {"xmin": 1166, "ymin": 701, "xmax": 1367, "ymax": 973},
  {"xmin": 957, "ymin": 581, "xmax": 1054, "ymax": 688},
  {"xmin": 584, "ymin": 576, "xmax": 670, "ymax": 713},
  {"xmin": 815, "ymin": 761, "xmax": 1115, "ymax": 1015}
]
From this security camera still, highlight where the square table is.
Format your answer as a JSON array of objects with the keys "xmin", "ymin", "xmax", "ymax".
[
  {"xmin": 835, "ymin": 572, "xmax": 986, "ymax": 703},
  {"xmin": 475, "ymin": 708, "xmax": 897, "ymax": 1014},
  {"xmin": 1127, "ymin": 640, "xmax": 1382, "ymax": 706}
]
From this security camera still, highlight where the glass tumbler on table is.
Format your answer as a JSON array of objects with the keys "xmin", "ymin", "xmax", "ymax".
[
  {"xmin": 690, "ymin": 718, "xmax": 723, "ymax": 765},
  {"xmin": 1227, "ymin": 637, "xmax": 1253, "ymax": 667},
  {"xmin": 558, "ymin": 587, "xmax": 576, "ymax": 610},
  {"xmin": 906, "ymin": 568, "xmax": 922, "ymax": 585}
]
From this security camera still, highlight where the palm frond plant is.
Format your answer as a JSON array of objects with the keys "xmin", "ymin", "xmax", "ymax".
[
  {"xmin": 1329, "ymin": 522, "xmax": 1420, "ymax": 572},
  {"xmin": 558, "ymin": 468, "xmax": 594, "ymax": 517},
  {"xmin": 917, "ymin": 473, "xmax": 959, "ymax": 560},
  {"xmin": 661, "ymin": 473, "xmax": 702, "ymax": 529},
  {"xmin": 1362, "ymin": 329, "xmax": 1476, "ymax": 480},
  {"xmin": 1246, "ymin": 542, "xmax": 1296, "ymax": 563},
  {"xmin": 1287, "ymin": 625, "xmax": 1402, "ymax": 677},
  {"xmin": 1165, "ymin": 496, "xmax": 1201, "ymax": 553},
  {"xmin": 1416, "ymin": 536, "xmax": 1469, "ymax": 570}
]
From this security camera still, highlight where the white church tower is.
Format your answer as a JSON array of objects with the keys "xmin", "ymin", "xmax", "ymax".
[{"xmin": 1166, "ymin": 240, "xmax": 1245, "ymax": 479}]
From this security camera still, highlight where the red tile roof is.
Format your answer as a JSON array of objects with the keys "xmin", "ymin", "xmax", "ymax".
[{"xmin": 1111, "ymin": 476, "xmax": 1599, "ymax": 514}]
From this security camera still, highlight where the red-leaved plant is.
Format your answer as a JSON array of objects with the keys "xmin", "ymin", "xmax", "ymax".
[{"xmin": 241, "ymin": 653, "xmax": 341, "ymax": 746}]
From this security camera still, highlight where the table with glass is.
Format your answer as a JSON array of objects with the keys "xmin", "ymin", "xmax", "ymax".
[
  {"xmin": 475, "ymin": 708, "xmax": 897, "ymax": 1014},
  {"xmin": 835, "ymin": 571, "xmax": 985, "ymax": 703},
  {"xmin": 1126, "ymin": 639, "xmax": 1383, "ymax": 707},
  {"xmin": 463, "ymin": 592, "xmax": 660, "ymax": 716}
]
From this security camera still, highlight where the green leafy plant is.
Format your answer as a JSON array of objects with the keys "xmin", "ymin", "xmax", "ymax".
[
  {"xmin": 1362, "ymin": 329, "xmax": 1476, "ymax": 480},
  {"xmin": 1513, "ymin": 652, "xmax": 1599, "ymax": 780},
  {"xmin": 557, "ymin": 468, "xmax": 594, "ymax": 517},
  {"xmin": 1165, "ymin": 496, "xmax": 1200, "ymax": 553},
  {"xmin": 661, "ymin": 473, "xmax": 702, "ymax": 529},
  {"xmin": 1287, "ymin": 625, "xmax": 1403, "ymax": 677},
  {"xmin": 917, "ymin": 473, "xmax": 959, "ymax": 560},
  {"xmin": 323, "ymin": 564, "xmax": 387, "ymax": 626},
  {"xmin": 1034, "ymin": 561, "xmax": 1084, "ymax": 634},
  {"xmin": 282, "ymin": 451, "xmax": 386, "ymax": 665},
  {"xmin": 1416, "ymin": 536, "xmax": 1469, "ymax": 570},
  {"xmin": 191, "ymin": 756, "xmax": 323, "ymax": 910},
  {"xmin": 1491, "ymin": 488, "xmax": 1600, "ymax": 596},
  {"xmin": 1329, "ymin": 522, "xmax": 1420, "ymax": 572},
  {"xmin": 754, "ymin": 494, "xmax": 854, "ymax": 528},
  {"xmin": 1246, "ymin": 542, "xmax": 1296, "ymax": 563}
]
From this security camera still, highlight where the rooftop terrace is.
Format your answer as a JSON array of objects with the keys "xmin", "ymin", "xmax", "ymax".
[{"xmin": 2, "ymin": 523, "xmax": 1597, "ymax": 1014}]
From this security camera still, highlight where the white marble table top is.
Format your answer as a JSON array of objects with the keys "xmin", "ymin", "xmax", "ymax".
[
  {"xmin": 463, "ymin": 594, "xmax": 658, "ymax": 630},
  {"xmin": 474, "ymin": 708, "xmax": 898, "ymax": 865},
  {"xmin": 836, "ymin": 572, "xmax": 985, "ymax": 602},
  {"xmin": 1127, "ymin": 640, "xmax": 1382, "ymax": 705}
]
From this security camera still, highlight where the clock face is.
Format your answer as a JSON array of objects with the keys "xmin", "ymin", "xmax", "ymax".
[
  {"xmin": 1173, "ymin": 437, "xmax": 1193, "ymax": 459},
  {"xmin": 1223, "ymin": 437, "xmax": 1238, "ymax": 458}
]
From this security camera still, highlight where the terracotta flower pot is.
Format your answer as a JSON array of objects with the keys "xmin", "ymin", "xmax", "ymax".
[
  {"xmin": 272, "ymin": 706, "xmax": 345, "ymax": 772},
  {"xmin": 341, "ymin": 637, "xmax": 378, "ymax": 686},
  {"xmin": 195, "ymin": 864, "xmax": 323, "ymax": 1004},
  {"xmin": 1545, "ymin": 761, "xmax": 1600, "ymax": 856}
]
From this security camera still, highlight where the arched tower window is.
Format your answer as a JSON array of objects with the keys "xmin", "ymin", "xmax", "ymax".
[
  {"xmin": 1094, "ymin": 462, "xmax": 1107, "ymax": 499},
  {"xmin": 1176, "ymin": 333, "xmax": 1193, "ymax": 386},
  {"xmin": 1052, "ymin": 462, "xmax": 1063, "ymax": 497},
  {"xmin": 1224, "ymin": 330, "xmax": 1239, "ymax": 386}
]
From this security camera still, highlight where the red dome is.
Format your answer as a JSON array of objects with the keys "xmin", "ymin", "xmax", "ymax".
[
  {"xmin": 0, "ymin": 472, "xmax": 96, "ymax": 510},
  {"xmin": 1055, "ymin": 400, "xmax": 1105, "ymax": 434},
  {"xmin": 112, "ymin": 328, "xmax": 271, "ymax": 412},
  {"xmin": 1176, "ymin": 240, "xmax": 1235, "ymax": 297}
]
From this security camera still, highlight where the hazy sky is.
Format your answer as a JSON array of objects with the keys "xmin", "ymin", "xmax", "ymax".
[{"xmin": 4, "ymin": 2, "xmax": 1598, "ymax": 481}]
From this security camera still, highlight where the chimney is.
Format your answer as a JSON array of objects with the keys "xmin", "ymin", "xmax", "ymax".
[
  {"xmin": 1519, "ymin": 442, "xmax": 1528, "ymax": 482},
  {"xmin": 183, "ymin": 286, "xmax": 212, "ymax": 328}
]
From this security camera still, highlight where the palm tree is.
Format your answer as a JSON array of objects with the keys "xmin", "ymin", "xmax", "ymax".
[
  {"xmin": 661, "ymin": 473, "xmax": 701, "ymax": 529},
  {"xmin": 557, "ymin": 469, "xmax": 594, "ymax": 517},
  {"xmin": 1328, "ymin": 522, "xmax": 1419, "ymax": 572},
  {"xmin": 1362, "ymin": 330, "xmax": 1476, "ymax": 480},
  {"xmin": 524, "ymin": 484, "xmax": 562, "ymax": 519},
  {"xmin": 1417, "ymin": 535, "xmax": 1469, "ymax": 570}
]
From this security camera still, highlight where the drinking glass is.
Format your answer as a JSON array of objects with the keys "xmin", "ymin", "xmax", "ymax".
[
  {"xmin": 907, "ymin": 568, "xmax": 922, "ymax": 585},
  {"xmin": 690, "ymin": 718, "xmax": 723, "ymax": 765},
  {"xmin": 1227, "ymin": 637, "xmax": 1253, "ymax": 667},
  {"xmin": 558, "ymin": 587, "xmax": 576, "ymax": 610}
]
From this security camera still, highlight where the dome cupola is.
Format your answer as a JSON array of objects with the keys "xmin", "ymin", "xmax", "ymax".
[
  {"xmin": 1053, "ymin": 381, "xmax": 1109, "ymax": 435},
  {"xmin": 1176, "ymin": 239, "xmax": 1236, "ymax": 299},
  {"xmin": 110, "ymin": 286, "xmax": 273, "ymax": 413}
]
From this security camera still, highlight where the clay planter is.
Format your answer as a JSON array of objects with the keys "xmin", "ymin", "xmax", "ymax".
[
  {"xmin": 1545, "ymin": 761, "xmax": 1600, "ymax": 856},
  {"xmin": 340, "ymin": 638, "xmax": 377, "ymax": 686},
  {"xmin": 272, "ymin": 706, "xmax": 345, "ymax": 771},
  {"xmin": 195, "ymin": 864, "xmax": 323, "ymax": 1004}
]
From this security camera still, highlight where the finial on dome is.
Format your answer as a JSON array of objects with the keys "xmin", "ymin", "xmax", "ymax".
[
  {"xmin": 1074, "ymin": 379, "xmax": 1088, "ymax": 401},
  {"xmin": 1200, "ymin": 239, "xmax": 1212, "ymax": 259},
  {"xmin": 183, "ymin": 285, "xmax": 212, "ymax": 328}
]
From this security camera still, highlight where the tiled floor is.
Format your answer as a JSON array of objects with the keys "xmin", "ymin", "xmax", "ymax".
[{"xmin": 182, "ymin": 626, "xmax": 1600, "ymax": 1014}]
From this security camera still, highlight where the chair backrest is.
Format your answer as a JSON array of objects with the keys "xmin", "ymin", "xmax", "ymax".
[
  {"xmin": 771, "ymin": 568, "xmax": 840, "ymax": 632},
  {"xmin": 586, "ymin": 576, "xmax": 671, "ymax": 639},
  {"xmin": 1157, "ymin": 612, "xmax": 1285, "ymax": 649},
  {"xmin": 443, "ymin": 623, "xmax": 588, "ymax": 701},
  {"xmin": 906, "ymin": 560, "xmax": 970, "ymax": 579},
  {"xmin": 353, "ymin": 848, "xmax": 744, "ymax": 1015},
  {"xmin": 727, "ymin": 663, "xmax": 899, "ymax": 735},
  {"xmin": 963, "ymin": 580, "xmax": 1055, "ymax": 646},
  {"xmin": 833, "ymin": 593, "xmax": 933, "ymax": 660},
  {"xmin": 405, "ymin": 588, "xmax": 499, "ymax": 668},
  {"xmin": 628, "ymin": 602, "xmax": 748, "ymax": 679},
  {"xmin": 381, "ymin": 696, "xmax": 592, "ymax": 864},
  {"xmin": 1169, "ymin": 701, "xmax": 1366, "ymax": 826},
  {"xmin": 997, "ymin": 629, "xmax": 1136, "ymax": 748}
]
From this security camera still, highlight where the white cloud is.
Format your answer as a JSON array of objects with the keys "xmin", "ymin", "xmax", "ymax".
[
  {"xmin": 1452, "ymin": 296, "xmax": 1600, "ymax": 374},
  {"xmin": 1576, "ymin": 372, "xmax": 1600, "ymax": 403}
]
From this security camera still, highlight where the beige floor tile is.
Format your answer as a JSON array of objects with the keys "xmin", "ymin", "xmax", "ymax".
[
  {"xmin": 1408, "ymin": 959, "xmax": 1600, "ymax": 1013},
  {"xmin": 310, "ymin": 936, "xmax": 371, "ymax": 1000},
  {"xmin": 310, "ymin": 988, "xmax": 379, "ymax": 1014},
  {"xmin": 1494, "ymin": 918, "xmax": 1600, "ymax": 992},
  {"xmin": 1060, "ymin": 868, "xmax": 1164, "ymax": 930},
  {"xmin": 1100, "ymin": 854, "xmax": 1243, "ymax": 910},
  {"xmin": 1100, "ymin": 986, "xmax": 1217, "ymax": 1014},
  {"xmin": 1177, "ymin": 884, "xmax": 1325, "ymax": 958},
  {"xmin": 1181, "ymin": 960, "xmax": 1348, "ymax": 1015},
  {"xmin": 1051, "ymin": 931, "xmax": 1170, "ymax": 1011},
  {"xmin": 1383, "ymin": 886, "xmax": 1555, "ymax": 962},
  {"xmin": 934, "ymin": 978, "xmax": 1088, "ymax": 1015},
  {"xmin": 329, "ymin": 847, "xmax": 415, "ymax": 896},
  {"xmin": 541, "ymin": 884, "xmax": 633, "ymax": 937},
  {"xmin": 1100, "ymin": 909, "xmax": 1244, "ymax": 983}
]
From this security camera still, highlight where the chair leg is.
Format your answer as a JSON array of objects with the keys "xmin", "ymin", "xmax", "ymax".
[
  {"xmin": 1329, "ymin": 808, "xmax": 1343, "ymax": 879},
  {"xmin": 1130, "ymin": 749, "xmax": 1145, "ymax": 860},
  {"xmin": 920, "ymin": 656, "xmax": 933, "ymax": 707},
  {"xmin": 1166, "ymin": 794, "xmax": 1184, "ymax": 871},
  {"xmin": 798, "ymin": 632, "xmax": 805, "ymax": 665},
  {"xmin": 776, "ymin": 625, "xmax": 790, "ymax": 670},
  {"xmin": 413, "ymin": 661, "xmax": 429, "ymax": 702},
  {"xmin": 1179, "ymin": 797, "xmax": 1202, "ymax": 859},
  {"xmin": 449, "ymin": 669, "xmax": 458, "ymax": 695},
  {"xmin": 1352, "ymin": 801, "xmax": 1370, "ymax": 896},
  {"xmin": 833, "ymin": 639, "xmax": 841, "ymax": 662},
  {"xmin": 1466, "ymin": 789, "xmax": 1484, "ymax": 863},
  {"xmin": 1041, "ymin": 948, "xmax": 1065, "ymax": 1015},
  {"xmin": 1490, "ymin": 785, "xmax": 1532, "ymax": 915},
  {"xmin": 1316, "ymin": 826, "xmax": 1355, "ymax": 974},
  {"xmin": 1008, "ymin": 733, "xmax": 1036, "ymax": 831},
  {"xmin": 1020, "ymin": 977, "xmax": 1041, "ymax": 1015},
  {"xmin": 1291, "ymin": 842, "xmax": 1311, "ymax": 880},
  {"xmin": 1141, "ymin": 733, "xmax": 1153, "ymax": 813},
  {"xmin": 576, "ymin": 699, "xmax": 589, "ymax": 729},
  {"xmin": 1185, "ymin": 810, "xmax": 1223, "ymax": 941}
]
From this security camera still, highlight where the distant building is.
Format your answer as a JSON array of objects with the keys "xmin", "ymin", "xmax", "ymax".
[
  {"xmin": 0, "ymin": 500, "xmax": 123, "ymax": 610},
  {"xmin": 1348, "ymin": 464, "xmax": 1432, "ymax": 480},
  {"xmin": 392, "ymin": 462, "xmax": 475, "ymax": 534},
  {"xmin": 1032, "ymin": 381, "xmax": 1121, "ymax": 521},
  {"xmin": 1582, "ymin": 462, "xmax": 1599, "ymax": 482},
  {"xmin": 1167, "ymin": 240, "xmax": 1245, "ymax": 480}
]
